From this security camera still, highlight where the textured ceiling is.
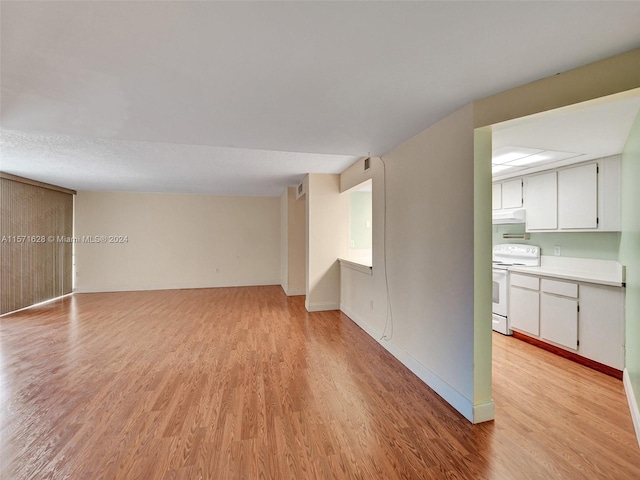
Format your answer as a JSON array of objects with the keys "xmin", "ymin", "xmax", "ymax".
[
  {"xmin": 1, "ymin": 1, "xmax": 640, "ymax": 195},
  {"xmin": 0, "ymin": 129, "xmax": 358, "ymax": 196}
]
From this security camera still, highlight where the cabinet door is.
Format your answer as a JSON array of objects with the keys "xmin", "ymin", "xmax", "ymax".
[
  {"xmin": 558, "ymin": 163, "xmax": 598, "ymax": 230},
  {"xmin": 540, "ymin": 293, "xmax": 578, "ymax": 350},
  {"xmin": 578, "ymin": 284, "xmax": 624, "ymax": 369},
  {"xmin": 502, "ymin": 179, "xmax": 523, "ymax": 209},
  {"xmin": 492, "ymin": 184, "xmax": 502, "ymax": 210},
  {"xmin": 509, "ymin": 286, "xmax": 539, "ymax": 336},
  {"xmin": 525, "ymin": 171, "xmax": 557, "ymax": 230},
  {"xmin": 600, "ymin": 156, "xmax": 621, "ymax": 231}
]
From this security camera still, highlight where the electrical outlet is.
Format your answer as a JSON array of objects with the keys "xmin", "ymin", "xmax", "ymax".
[
  {"xmin": 554, "ymin": 246, "xmax": 561, "ymax": 256},
  {"xmin": 369, "ymin": 300, "xmax": 373, "ymax": 310}
]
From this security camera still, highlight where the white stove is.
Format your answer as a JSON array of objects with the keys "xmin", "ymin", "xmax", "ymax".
[{"xmin": 492, "ymin": 244, "xmax": 540, "ymax": 335}]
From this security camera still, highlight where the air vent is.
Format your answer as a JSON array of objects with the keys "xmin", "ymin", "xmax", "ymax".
[
  {"xmin": 297, "ymin": 183, "xmax": 303, "ymax": 194},
  {"xmin": 364, "ymin": 157, "xmax": 371, "ymax": 171}
]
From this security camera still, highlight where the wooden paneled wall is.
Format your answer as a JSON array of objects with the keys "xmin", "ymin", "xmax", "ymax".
[{"xmin": 0, "ymin": 175, "xmax": 75, "ymax": 314}]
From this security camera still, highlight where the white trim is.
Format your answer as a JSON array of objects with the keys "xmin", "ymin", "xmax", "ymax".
[
  {"xmin": 473, "ymin": 401, "xmax": 495, "ymax": 424},
  {"xmin": 340, "ymin": 305, "xmax": 490, "ymax": 423},
  {"xmin": 306, "ymin": 301, "xmax": 340, "ymax": 312},
  {"xmin": 74, "ymin": 280, "xmax": 280, "ymax": 294},
  {"xmin": 623, "ymin": 368, "xmax": 640, "ymax": 446}
]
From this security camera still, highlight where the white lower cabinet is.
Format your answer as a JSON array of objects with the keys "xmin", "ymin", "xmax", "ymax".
[
  {"xmin": 540, "ymin": 278, "xmax": 578, "ymax": 350},
  {"xmin": 540, "ymin": 292, "xmax": 578, "ymax": 350},
  {"xmin": 578, "ymin": 284, "xmax": 625, "ymax": 370},
  {"xmin": 509, "ymin": 274, "xmax": 540, "ymax": 336},
  {"xmin": 508, "ymin": 272, "xmax": 624, "ymax": 370}
]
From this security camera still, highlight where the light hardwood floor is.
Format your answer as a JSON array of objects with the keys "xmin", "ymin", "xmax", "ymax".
[{"xmin": 1, "ymin": 286, "xmax": 638, "ymax": 479}]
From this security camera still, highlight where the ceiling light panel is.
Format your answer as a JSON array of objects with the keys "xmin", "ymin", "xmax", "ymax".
[
  {"xmin": 492, "ymin": 146, "xmax": 543, "ymax": 165},
  {"xmin": 492, "ymin": 164, "xmax": 526, "ymax": 175}
]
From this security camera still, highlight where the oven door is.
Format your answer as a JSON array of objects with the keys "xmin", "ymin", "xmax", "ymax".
[{"xmin": 492, "ymin": 268, "xmax": 508, "ymax": 317}]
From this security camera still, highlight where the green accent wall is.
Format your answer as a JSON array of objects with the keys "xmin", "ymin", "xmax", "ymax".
[
  {"xmin": 492, "ymin": 224, "xmax": 621, "ymax": 260},
  {"xmin": 349, "ymin": 191, "xmax": 372, "ymax": 249},
  {"xmin": 619, "ymin": 108, "xmax": 640, "ymax": 411}
]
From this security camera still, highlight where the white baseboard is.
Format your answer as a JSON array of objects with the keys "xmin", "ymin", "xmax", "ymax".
[
  {"xmin": 306, "ymin": 301, "xmax": 340, "ymax": 312},
  {"xmin": 340, "ymin": 305, "xmax": 492, "ymax": 423},
  {"xmin": 74, "ymin": 280, "xmax": 280, "ymax": 294},
  {"xmin": 623, "ymin": 368, "xmax": 640, "ymax": 446},
  {"xmin": 473, "ymin": 401, "xmax": 496, "ymax": 424}
]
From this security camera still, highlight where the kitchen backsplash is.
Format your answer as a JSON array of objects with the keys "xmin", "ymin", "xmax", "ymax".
[{"xmin": 493, "ymin": 224, "xmax": 621, "ymax": 261}]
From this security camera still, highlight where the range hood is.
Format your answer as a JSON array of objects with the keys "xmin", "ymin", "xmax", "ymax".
[{"xmin": 492, "ymin": 208, "xmax": 525, "ymax": 224}]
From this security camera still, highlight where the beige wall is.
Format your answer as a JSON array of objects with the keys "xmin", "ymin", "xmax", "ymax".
[
  {"xmin": 340, "ymin": 156, "xmax": 389, "ymax": 335},
  {"xmin": 338, "ymin": 48, "xmax": 640, "ymax": 424},
  {"xmin": 305, "ymin": 174, "xmax": 349, "ymax": 311},
  {"xmin": 340, "ymin": 156, "xmax": 373, "ymax": 192},
  {"xmin": 385, "ymin": 104, "xmax": 479, "ymax": 417},
  {"xmin": 75, "ymin": 191, "xmax": 280, "ymax": 292},
  {"xmin": 341, "ymin": 106, "xmax": 488, "ymax": 422},
  {"xmin": 341, "ymin": 119, "xmax": 484, "ymax": 421},
  {"xmin": 280, "ymin": 190, "xmax": 288, "ymax": 291},
  {"xmin": 474, "ymin": 48, "xmax": 640, "ymax": 128},
  {"xmin": 280, "ymin": 187, "xmax": 305, "ymax": 296}
]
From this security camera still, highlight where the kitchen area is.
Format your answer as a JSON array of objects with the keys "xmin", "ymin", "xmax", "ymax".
[{"xmin": 491, "ymin": 93, "xmax": 640, "ymax": 380}]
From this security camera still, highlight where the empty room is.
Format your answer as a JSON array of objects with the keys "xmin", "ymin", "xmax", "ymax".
[{"xmin": 2, "ymin": 2, "xmax": 640, "ymax": 479}]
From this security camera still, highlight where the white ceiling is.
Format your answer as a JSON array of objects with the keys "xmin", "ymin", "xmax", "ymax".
[
  {"xmin": 2, "ymin": 1, "xmax": 640, "ymax": 196},
  {"xmin": 492, "ymin": 92, "xmax": 640, "ymax": 181}
]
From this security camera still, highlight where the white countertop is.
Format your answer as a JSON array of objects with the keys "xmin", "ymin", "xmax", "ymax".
[
  {"xmin": 507, "ymin": 256, "xmax": 625, "ymax": 287},
  {"xmin": 338, "ymin": 258, "xmax": 373, "ymax": 275}
]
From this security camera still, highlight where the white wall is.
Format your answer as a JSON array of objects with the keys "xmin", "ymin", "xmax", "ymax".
[
  {"xmin": 305, "ymin": 174, "xmax": 349, "ymax": 311},
  {"xmin": 75, "ymin": 191, "xmax": 280, "ymax": 292}
]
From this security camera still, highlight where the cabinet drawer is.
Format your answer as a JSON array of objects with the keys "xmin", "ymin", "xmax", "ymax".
[
  {"xmin": 541, "ymin": 278, "xmax": 578, "ymax": 298},
  {"xmin": 510, "ymin": 274, "xmax": 539, "ymax": 290}
]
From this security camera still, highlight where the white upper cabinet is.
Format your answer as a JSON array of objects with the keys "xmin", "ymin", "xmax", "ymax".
[
  {"xmin": 599, "ymin": 156, "xmax": 621, "ymax": 231},
  {"xmin": 520, "ymin": 156, "xmax": 621, "ymax": 232},
  {"xmin": 558, "ymin": 163, "xmax": 598, "ymax": 230},
  {"xmin": 525, "ymin": 171, "xmax": 557, "ymax": 231},
  {"xmin": 492, "ymin": 183, "xmax": 502, "ymax": 210},
  {"xmin": 501, "ymin": 178, "xmax": 523, "ymax": 209}
]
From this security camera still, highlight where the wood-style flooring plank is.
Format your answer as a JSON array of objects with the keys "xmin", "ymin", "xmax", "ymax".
[{"xmin": 1, "ymin": 286, "xmax": 639, "ymax": 479}]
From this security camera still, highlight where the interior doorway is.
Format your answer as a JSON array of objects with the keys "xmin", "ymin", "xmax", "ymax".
[{"xmin": 482, "ymin": 88, "xmax": 640, "ymax": 431}]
